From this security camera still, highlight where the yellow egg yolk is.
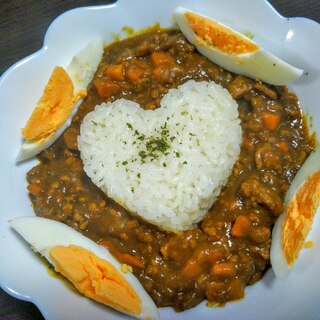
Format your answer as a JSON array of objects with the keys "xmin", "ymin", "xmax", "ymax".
[
  {"xmin": 282, "ymin": 171, "xmax": 320, "ymax": 266},
  {"xmin": 185, "ymin": 12, "xmax": 259, "ymax": 55},
  {"xmin": 21, "ymin": 66, "xmax": 86, "ymax": 141},
  {"xmin": 49, "ymin": 245, "xmax": 141, "ymax": 315}
]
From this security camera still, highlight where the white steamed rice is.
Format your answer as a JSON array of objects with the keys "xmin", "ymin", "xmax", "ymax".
[{"xmin": 78, "ymin": 80, "xmax": 241, "ymax": 231}]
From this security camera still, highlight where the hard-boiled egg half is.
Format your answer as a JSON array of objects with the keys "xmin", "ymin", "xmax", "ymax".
[
  {"xmin": 10, "ymin": 216, "xmax": 159, "ymax": 320},
  {"xmin": 173, "ymin": 7, "xmax": 303, "ymax": 85},
  {"xmin": 271, "ymin": 146, "xmax": 320, "ymax": 279},
  {"xmin": 16, "ymin": 39, "xmax": 104, "ymax": 162}
]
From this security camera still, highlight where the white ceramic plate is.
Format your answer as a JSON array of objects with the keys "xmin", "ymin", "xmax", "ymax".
[{"xmin": 0, "ymin": 0, "xmax": 319, "ymax": 319}]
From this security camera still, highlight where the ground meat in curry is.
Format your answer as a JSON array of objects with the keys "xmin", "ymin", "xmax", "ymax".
[{"xmin": 26, "ymin": 30, "xmax": 315, "ymax": 311}]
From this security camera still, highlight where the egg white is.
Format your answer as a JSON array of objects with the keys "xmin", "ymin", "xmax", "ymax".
[
  {"xmin": 17, "ymin": 38, "xmax": 104, "ymax": 162},
  {"xmin": 173, "ymin": 7, "xmax": 303, "ymax": 85},
  {"xmin": 67, "ymin": 38, "xmax": 104, "ymax": 93},
  {"xmin": 10, "ymin": 216, "xmax": 159, "ymax": 320},
  {"xmin": 271, "ymin": 146, "xmax": 320, "ymax": 279}
]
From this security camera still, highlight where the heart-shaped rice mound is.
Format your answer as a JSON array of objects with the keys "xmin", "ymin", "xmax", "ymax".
[{"xmin": 78, "ymin": 80, "xmax": 241, "ymax": 231}]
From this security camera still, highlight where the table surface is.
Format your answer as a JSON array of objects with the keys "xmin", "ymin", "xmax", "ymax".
[{"xmin": 0, "ymin": 0, "xmax": 319, "ymax": 319}]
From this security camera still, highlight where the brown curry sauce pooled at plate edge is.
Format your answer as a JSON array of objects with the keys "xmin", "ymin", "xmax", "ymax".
[{"xmin": 26, "ymin": 29, "xmax": 315, "ymax": 311}]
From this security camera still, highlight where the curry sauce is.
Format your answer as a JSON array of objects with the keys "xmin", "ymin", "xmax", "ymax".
[{"xmin": 26, "ymin": 30, "xmax": 314, "ymax": 311}]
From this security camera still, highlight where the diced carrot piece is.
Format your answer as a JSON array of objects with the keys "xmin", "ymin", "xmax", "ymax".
[
  {"xmin": 262, "ymin": 111, "xmax": 280, "ymax": 131},
  {"xmin": 126, "ymin": 64, "xmax": 145, "ymax": 80},
  {"xmin": 98, "ymin": 239, "xmax": 114, "ymax": 249},
  {"xmin": 195, "ymin": 247, "xmax": 225, "ymax": 265},
  {"xmin": 144, "ymin": 103, "xmax": 156, "ymax": 110},
  {"xmin": 152, "ymin": 65, "xmax": 170, "ymax": 83},
  {"xmin": 211, "ymin": 262, "xmax": 236, "ymax": 277},
  {"xmin": 231, "ymin": 215, "xmax": 251, "ymax": 238},
  {"xmin": 94, "ymin": 79, "xmax": 119, "ymax": 98},
  {"xmin": 276, "ymin": 141, "xmax": 289, "ymax": 153},
  {"xmin": 182, "ymin": 258, "xmax": 202, "ymax": 279},
  {"xmin": 106, "ymin": 64, "xmax": 125, "ymax": 81},
  {"xmin": 151, "ymin": 51, "xmax": 174, "ymax": 66},
  {"xmin": 99, "ymin": 240, "xmax": 144, "ymax": 269},
  {"xmin": 227, "ymin": 278, "xmax": 244, "ymax": 300},
  {"xmin": 27, "ymin": 183, "xmax": 42, "ymax": 196},
  {"xmin": 205, "ymin": 249, "xmax": 225, "ymax": 265},
  {"xmin": 117, "ymin": 253, "xmax": 145, "ymax": 269}
]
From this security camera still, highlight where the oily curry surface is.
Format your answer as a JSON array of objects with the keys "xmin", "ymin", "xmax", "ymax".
[{"xmin": 27, "ymin": 30, "xmax": 314, "ymax": 311}]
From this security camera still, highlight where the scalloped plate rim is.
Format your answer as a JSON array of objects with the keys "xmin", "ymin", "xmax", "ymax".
[{"xmin": 0, "ymin": 1, "xmax": 320, "ymax": 320}]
